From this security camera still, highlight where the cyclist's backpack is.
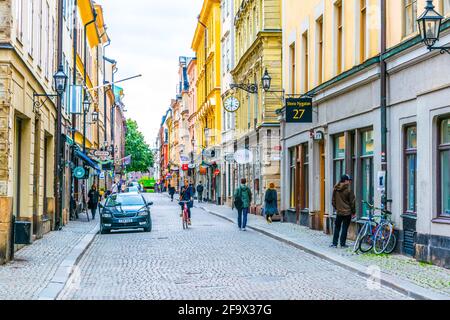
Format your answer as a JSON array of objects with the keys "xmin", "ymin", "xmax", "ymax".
[{"xmin": 234, "ymin": 187, "xmax": 243, "ymax": 210}]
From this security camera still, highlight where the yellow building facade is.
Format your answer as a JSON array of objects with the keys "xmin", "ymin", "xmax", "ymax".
[
  {"xmin": 192, "ymin": 0, "xmax": 222, "ymax": 202},
  {"xmin": 231, "ymin": 0, "xmax": 283, "ymax": 212}
]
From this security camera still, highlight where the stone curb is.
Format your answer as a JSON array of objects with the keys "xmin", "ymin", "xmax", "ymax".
[
  {"xmin": 197, "ymin": 205, "xmax": 450, "ymax": 301},
  {"xmin": 36, "ymin": 223, "xmax": 100, "ymax": 300}
]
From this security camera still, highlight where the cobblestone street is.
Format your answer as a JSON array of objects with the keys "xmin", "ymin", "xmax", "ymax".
[
  {"xmin": 58, "ymin": 194, "xmax": 409, "ymax": 300},
  {"xmin": 0, "ymin": 218, "xmax": 98, "ymax": 300}
]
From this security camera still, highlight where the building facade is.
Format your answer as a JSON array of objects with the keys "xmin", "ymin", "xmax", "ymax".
[
  {"xmin": 0, "ymin": 0, "xmax": 60, "ymax": 263},
  {"xmin": 231, "ymin": 0, "xmax": 283, "ymax": 214},
  {"xmin": 0, "ymin": 0, "xmax": 124, "ymax": 264},
  {"xmin": 220, "ymin": 0, "xmax": 236, "ymax": 207},
  {"xmin": 280, "ymin": 0, "xmax": 450, "ymax": 268}
]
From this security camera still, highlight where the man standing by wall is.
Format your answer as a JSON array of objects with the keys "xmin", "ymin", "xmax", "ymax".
[{"xmin": 331, "ymin": 175, "xmax": 356, "ymax": 248}]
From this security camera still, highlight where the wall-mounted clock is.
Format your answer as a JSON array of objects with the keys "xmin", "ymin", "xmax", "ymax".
[{"xmin": 223, "ymin": 96, "xmax": 240, "ymax": 113}]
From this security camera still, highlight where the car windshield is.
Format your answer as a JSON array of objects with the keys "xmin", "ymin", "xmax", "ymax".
[{"xmin": 106, "ymin": 194, "xmax": 145, "ymax": 207}]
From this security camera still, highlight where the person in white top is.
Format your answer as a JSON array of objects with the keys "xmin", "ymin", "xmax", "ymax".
[{"xmin": 111, "ymin": 182, "xmax": 119, "ymax": 194}]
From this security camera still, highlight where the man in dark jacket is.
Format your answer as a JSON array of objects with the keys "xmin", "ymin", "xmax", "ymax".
[
  {"xmin": 233, "ymin": 178, "xmax": 252, "ymax": 231},
  {"xmin": 196, "ymin": 182, "xmax": 204, "ymax": 203},
  {"xmin": 331, "ymin": 174, "xmax": 356, "ymax": 248}
]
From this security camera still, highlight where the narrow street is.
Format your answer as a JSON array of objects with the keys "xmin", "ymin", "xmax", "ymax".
[{"xmin": 58, "ymin": 194, "xmax": 409, "ymax": 300}]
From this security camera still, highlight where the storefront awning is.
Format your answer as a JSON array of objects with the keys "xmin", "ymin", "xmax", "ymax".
[{"xmin": 75, "ymin": 150, "xmax": 101, "ymax": 173}]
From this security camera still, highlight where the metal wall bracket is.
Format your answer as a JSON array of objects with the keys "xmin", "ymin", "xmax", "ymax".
[
  {"xmin": 428, "ymin": 45, "xmax": 450, "ymax": 54},
  {"xmin": 33, "ymin": 93, "xmax": 58, "ymax": 114},
  {"xmin": 230, "ymin": 83, "xmax": 258, "ymax": 94}
]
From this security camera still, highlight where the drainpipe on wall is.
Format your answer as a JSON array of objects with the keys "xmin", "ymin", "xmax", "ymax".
[{"xmin": 380, "ymin": 0, "xmax": 388, "ymax": 210}]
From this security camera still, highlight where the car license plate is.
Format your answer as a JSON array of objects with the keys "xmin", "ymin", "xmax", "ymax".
[{"xmin": 118, "ymin": 219, "xmax": 133, "ymax": 224}]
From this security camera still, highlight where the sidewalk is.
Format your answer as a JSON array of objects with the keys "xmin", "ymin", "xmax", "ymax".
[
  {"xmin": 0, "ymin": 217, "xmax": 98, "ymax": 300},
  {"xmin": 196, "ymin": 201, "xmax": 450, "ymax": 300}
]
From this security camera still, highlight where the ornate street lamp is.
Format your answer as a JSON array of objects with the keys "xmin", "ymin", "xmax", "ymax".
[
  {"xmin": 417, "ymin": 0, "xmax": 450, "ymax": 54},
  {"xmin": 92, "ymin": 110, "xmax": 99, "ymax": 123},
  {"xmin": 83, "ymin": 92, "xmax": 92, "ymax": 113},
  {"xmin": 262, "ymin": 68, "xmax": 272, "ymax": 92},
  {"xmin": 53, "ymin": 64, "xmax": 68, "ymax": 96},
  {"xmin": 33, "ymin": 65, "xmax": 68, "ymax": 113}
]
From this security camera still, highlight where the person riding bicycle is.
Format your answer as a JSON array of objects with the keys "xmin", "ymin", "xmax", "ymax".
[{"xmin": 179, "ymin": 180, "xmax": 194, "ymax": 225}]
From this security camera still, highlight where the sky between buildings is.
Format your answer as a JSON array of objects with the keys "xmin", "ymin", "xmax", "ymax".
[{"xmin": 101, "ymin": 0, "xmax": 203, "ymax": 147}]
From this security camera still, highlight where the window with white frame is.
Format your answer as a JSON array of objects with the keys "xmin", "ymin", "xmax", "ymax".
[
  {"xmin": 316, "ymin": 16, "xmax": 324, "ymax": 85},
  {"xmin": 404, "ymin": 0, "xmax": 418, "ymax": 36},
  {"xmin": 335, "ymin": 1, "xmax": 343, "ymax": 74},
  {"xmin": 15, "ymin": 0, "xmax": 24, "ymax": 41},
  {"xmin": 360, "ymin": 0, "xmax": 367, "ymax": 63},
  {"xmin": 441, "ymin": 0, "xmax": 450, "ymax": 15},
  {"xmin": 37, "ymin": 0, "xmax": 42, "ymax": 67},
  {"xmin": 289, "ymin": 42, "xmax": 296, "ymax": 94},
  {"xmin": 27, "ymin": 0, "xmax": 34, "ymax": 55}
]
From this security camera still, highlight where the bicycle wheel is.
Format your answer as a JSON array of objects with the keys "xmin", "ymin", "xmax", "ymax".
[
  {"xmin": 359, "ymin": 225, "xmax": 375, "ymax": 253},
  {"xmin": 353, "ymin": 223, "xmax": 368, "ymax": 253},
  {"xmin": 384, "ymin": 232, "xmax": 397, "ymax": 254},
  {"xmin": 374, "ymin": 222, "xmax": 393, "ymax": 254}
]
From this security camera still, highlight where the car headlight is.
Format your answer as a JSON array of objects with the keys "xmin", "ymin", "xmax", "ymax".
[
  {"xmin": 137, "ymin": 209, "xmax": 149, "ymax": 216},
  {"xmin": 102, "ymin": 212, "xmax": 112, "ymax": 218}
]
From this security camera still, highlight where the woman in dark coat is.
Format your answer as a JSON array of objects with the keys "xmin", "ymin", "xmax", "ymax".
[
  {"xmin": 264, "ymin": 183, "xmax": 278, "ymax": 223},
  {"xmin": 88, "ymin": 184, "xmax": 100, "ymax": 220}
]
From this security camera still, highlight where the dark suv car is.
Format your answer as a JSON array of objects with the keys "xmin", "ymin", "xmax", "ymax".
[{"xmin": 99, "ymin": 192, "xmax": 152, "ymax": 234}]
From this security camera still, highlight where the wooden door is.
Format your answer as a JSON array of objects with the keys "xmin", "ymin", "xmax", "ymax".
[{"xmin": 319, "ymin": 141, "xmax": 325, "ymax": 230}]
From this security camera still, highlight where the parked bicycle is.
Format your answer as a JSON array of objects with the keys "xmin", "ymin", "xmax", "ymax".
[{"xmin": 353, "ymin": 201, "xmax": 397, "ymax": 254}]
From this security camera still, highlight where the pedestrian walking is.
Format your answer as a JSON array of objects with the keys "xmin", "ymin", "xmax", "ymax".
[
  {"xmin": 196, "ymin": 182, "xmax": 204, "ymax": 203},
  {"xmin": 233, "ymin": 178, "xmax": 252, "ymax": 231},
  {"xmin": 264, "ymin": 183, "xmax": 278, "ymax": 223},
  {"xmin": 168, "ymin": 184, "xmax": 176, "ymax": 201},
  {"xmin": 88, "ymin": 184, "xmax": 100, "ymax": 220},
  {"xmin": 331, "ymin": 174, "xmax": 356, "ymax": 248},
  {"xmin": 111, "ymin": 181, "xmax": 119, "ymax": 194}
]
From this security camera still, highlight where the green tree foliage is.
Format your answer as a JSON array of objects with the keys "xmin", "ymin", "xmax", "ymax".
[{"xmin": 125, "ymin": 119, "xmax": 154, "ymax": 172}]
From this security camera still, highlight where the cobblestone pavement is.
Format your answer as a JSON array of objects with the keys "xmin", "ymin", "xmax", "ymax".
[
  {"xmin": 0, "ymin": 216, "xmax": 98, "ymax": 300},
  {"xmin": 59, "ymin": 194, "xmax": 409, "ymax": 300},
  {"xmin": 197, "ymin": 201, "xmax": 450, "ymax": 298}
]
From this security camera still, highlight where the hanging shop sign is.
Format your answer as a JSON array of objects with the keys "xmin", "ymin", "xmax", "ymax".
[
  {"xmin": 285, "ymin": 97, "xmax": 313, "ymax": 123},
  {"xmin": 182, "ymin": 164, "xmax": 189, "ymax": 171},
  {"xmin": 199, "ymin": 166, "xmax": 207, "ymax": 175},
  {"xmin": 234, "ymin": 149, "xmax": 253, "ymax": 164},
  {"xmin": 180, "ymin": 154, "xmax": 190, "ymax": 162},
  {"xmin": 214, "ymin": 169, "xmax": 220, "ymax": 176},
  {"xmin": 224, "ymin": 153, "xmax": 235, "ymax": 162},
  {"xmin": 73, "ymin": 166, "xmax": 86, "ymax": 179},
  {"xmin": 313, "ymin": 131, "xmax": 324, "ymax": 141}
]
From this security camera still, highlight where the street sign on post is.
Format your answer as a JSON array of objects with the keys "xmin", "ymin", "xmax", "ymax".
[{"xmin": 285, "ymin": 97, "xmax": 313, "ymax": 123}]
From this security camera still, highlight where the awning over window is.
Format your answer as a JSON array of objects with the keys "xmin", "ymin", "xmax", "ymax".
[{"xmin": 75, "ymin": 150, "xmax": 101, "ymax": 173}]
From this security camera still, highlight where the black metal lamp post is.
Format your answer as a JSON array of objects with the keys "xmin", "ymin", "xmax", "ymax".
[{"xmin": 417, "ymin": 0, "xmax": 450, "ymax": 54}]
